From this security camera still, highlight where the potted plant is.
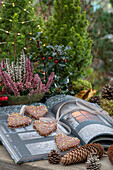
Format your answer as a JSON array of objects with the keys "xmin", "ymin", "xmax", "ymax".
[{"xmin": 0, "ymin": 52, "xmax": 54, "ymax": 105}]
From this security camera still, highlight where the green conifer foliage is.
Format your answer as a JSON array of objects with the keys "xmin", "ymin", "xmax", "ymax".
[
  {"xmin": 0, "ymin": 0, "xmax": 43, "ymax": 59},
  {"xmin": 42, "ymin": 0, "xmax": 93, "ymax": 82}
]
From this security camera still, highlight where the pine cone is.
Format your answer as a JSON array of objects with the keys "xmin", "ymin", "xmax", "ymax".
[
  {"xmin": 60, "ymin": 143, "xmax": 104, "ymax": 166},
  {"xmin": 48, "ymin": 150, "xmax": 61, "ymax": 164},
  {"xmin": 90, "ymin": 96, "xmax": 101, "ymax": 105},
  {"xmin": 101, "ymin": 84, "xmax": 113, "ymax": 100},
  {"xmin": 86, "ymin": 153, "xmax": 101, "ymax": 170},
  {"xmin": 81, "ymin": 143, "xmax": 105, "ymax": 158},
  {"xmin": 107, "ymin": 144, "xmax": 113, "ymax": 164}
]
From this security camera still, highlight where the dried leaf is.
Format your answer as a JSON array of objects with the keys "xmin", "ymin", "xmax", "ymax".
[{"xmin": 75, "ymin": 88, "xmax": 96, "ymax": 101}]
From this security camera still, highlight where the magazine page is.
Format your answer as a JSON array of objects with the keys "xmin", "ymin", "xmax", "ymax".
[
  {"xmin": 45, "ymin": 95, "xmax": 113, "ymax": 148},
  {"xmin": 0, "ymin": 103, "xmax": 74, "ymax": 163}
]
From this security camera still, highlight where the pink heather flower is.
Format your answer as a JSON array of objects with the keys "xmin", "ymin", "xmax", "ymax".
[
  {"xmin": 24, "ymin": 82, "xmax": 32, "ymax": 90},
  {"xmin": 28, "ymin": 90, "xmax": 35, "ymax": 96},
  {"xmin": 16, "ymin": 82, "xmax": 24, "ymax": 92},
  {"xmin": 2, "ymin": 71, "xmax": 20, "ymax": 96},
  {"xmin": 45, "ymin": 72, "xmax": 54, "ymax": 92},
  {"xmin": 41, "ymin": 84, "xmax": 46, "ymax": 94}
]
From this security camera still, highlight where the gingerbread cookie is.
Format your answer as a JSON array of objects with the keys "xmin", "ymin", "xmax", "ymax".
[
  {"xmin": 7, "ymin": 113, "xmax": 32, "ymax": 129},
  {"xmin": 33, "ymin": 120, "xmax": 57, "ymax": 136},
  {"xmin": 55, "ymin": 134, "xmax": 80, "ymax": 151},
  {"xmin": 25, "ymin": 105, "xmax": 48, "ymax": 120}
]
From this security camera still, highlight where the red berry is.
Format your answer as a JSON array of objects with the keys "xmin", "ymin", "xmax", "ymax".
[
  {"xmin": 0, "ymin": 97, "xmax": 2, "ymax": 101},
  {"xmin": 55, "ymin": 60, "xmax": 58, "ymax": 64},
  {"xmin": 48, "ymin": 56, "xmax": 52, "ymax": 60},
  {"xmin": 42, "ymin": 57, "xmax": 45, "ymax": 60},
  {"xmin": 1, "ymin": 97, "xmax": 5, "ymax": 101},
  {"xmin": 64, "ymin": 59, "xmax": 66, "ymax": 62},
  {"xmin": 4, "ymin": 96, "xmax": 8, "ymax": 101},
  {"xmin": 61, "ymin": 58, "xmax": 63, "ymax": 61}
]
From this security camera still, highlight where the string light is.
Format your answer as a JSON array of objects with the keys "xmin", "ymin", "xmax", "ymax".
[
  {"xmin": 0, "ymin": 17, "xmax": 37, "ymax": 24},
  {"xmin": 12, "ymin": 3, "xmax": 15, "ymax": 7},
  {"xmin": 0, "ymin": 28, "xmax": 11, "ymax": 34},
  {"xmin": 0, "ymin": 42, "xmax": 7, "ymax": 44},
  {"xmin": 43, "ymin": 44, "xmax": 46, "ymax": 46},
  {"xmin": 24, "ymin": 47, "xmax": 27, "ymax": 50},
  {"xmin": 18, "ymin": 33, "xmax": 21, "ymax": 35},
  {"xmin": 2, "ymin": 2, "xmax": 30, "ymax": 13},
  {"xmin": 12, "ymin": 42, "xmax": 14, "ymax": 44},
  {"xmin": 29, "ymin": 1, "xmax": 31, "ymax": 3},
  {"xmin": 29, "ymin": 32, "xmax": 32, "ymax": 35}
]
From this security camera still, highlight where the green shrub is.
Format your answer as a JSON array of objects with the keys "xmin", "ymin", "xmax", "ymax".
[{"xmin": 41, "ymin": 0, "xmax": 92, "ymax": 82}]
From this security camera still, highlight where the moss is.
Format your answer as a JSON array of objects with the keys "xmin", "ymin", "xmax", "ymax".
[
  {"xmin": 100, "ymin": 99, "xmax": 113, "ymax": 116},
  {"xmin": 71, "ymin": 79, "xmax": 92, "ymax": 94},
  {"xmin": 7, "ymin": 93, "xmax": 44, "ymax": 106}
]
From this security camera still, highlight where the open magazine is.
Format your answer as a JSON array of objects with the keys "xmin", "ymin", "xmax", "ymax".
[
  {"xmin": 46, "ymin": 95, "xmax": 113, "ymax": 149},
  {"xmin": 0, "ymin": 95, "xmax": 113, "ymax": 163}
]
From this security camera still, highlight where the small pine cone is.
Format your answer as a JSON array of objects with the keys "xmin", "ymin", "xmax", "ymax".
[
  {"xmin": 90, "ymin": 96, "xmax": 101, "ymax": 105},
  {"xmin": 101, "ymin": 84, "xmax": 113, "ymax": 100},
  {"xmin": 86, "ymin": 152, "xmax": 101, "ymax": 170},
  {"xmin": 48, "ymin": 150, "xmax": 61, "ymax": 164},
  {"xmin": 107, "ymin": 144, "xmax": 113, "ymax": 164}
]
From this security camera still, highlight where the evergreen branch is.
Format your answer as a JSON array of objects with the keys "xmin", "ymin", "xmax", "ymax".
[{"xmin": 2, "ymin": 2, "xmax": 30, "ymax": 13}]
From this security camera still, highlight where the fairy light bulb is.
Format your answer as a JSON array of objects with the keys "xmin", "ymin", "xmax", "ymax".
[
  {"xmin": 12, "ymin": 3, "xmax": 14, "ymax": 7},
  {"xmin": 29, "ymin": 32, "xmax": 32, "ymax": 35},
  {"xmin": 6, "ymin": 31, "xmax": 8, "ymax": 33},
  {"xmin": 24, "ymin": 47, "xmax": 26, "ymax": 50},
  {"xmin": 18, "ymin": 33, "xmax": 21, "ymax": 35},
  {"xmin": 3, "ymin": 4, "xmax": 5, "ymax": 7},
  {"xmin": 23, "ymin": 9, "xmax": 26, "ymax": 11},
  {"xmin": 22, "ymin": 22, "xmax": 25, "ymax": 24},
  {"xmin": 9, "ymin": 19, "xmax": 12, "ymax": 22}
]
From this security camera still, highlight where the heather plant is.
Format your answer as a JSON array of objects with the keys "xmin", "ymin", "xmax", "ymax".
[{"xmin": 0, "ymin": 52, "xmax": 54, "ymax": 96}]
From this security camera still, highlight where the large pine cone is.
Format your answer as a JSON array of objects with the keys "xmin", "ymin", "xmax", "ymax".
[
  {"xmin": 60, "ymin": 143, "xmax": 104, "ymax": 165},
  {"xmin": 90, "ymin": 96, "xmax": 101, "ymax": 105},
  {"xmin": 101, "ymin": 84, "xmax": 113, "ymax": 100},
  {"xmin": 48, "ymin": 150, "xmax": 61, "ymax": 164}
]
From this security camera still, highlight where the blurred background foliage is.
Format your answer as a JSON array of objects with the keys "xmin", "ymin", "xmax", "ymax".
[{"xmin": 0, "ymin": 0, "xmax": 113, "ymax": 93}]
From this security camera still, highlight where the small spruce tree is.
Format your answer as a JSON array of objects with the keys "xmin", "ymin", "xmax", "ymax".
[
  {"xmin": 0, "ymin": 0, "xmax": 43, "ymax": 59},
  {"xmin": 42, "ymin": 0, "xmax": 93, "ymax": 82}
]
